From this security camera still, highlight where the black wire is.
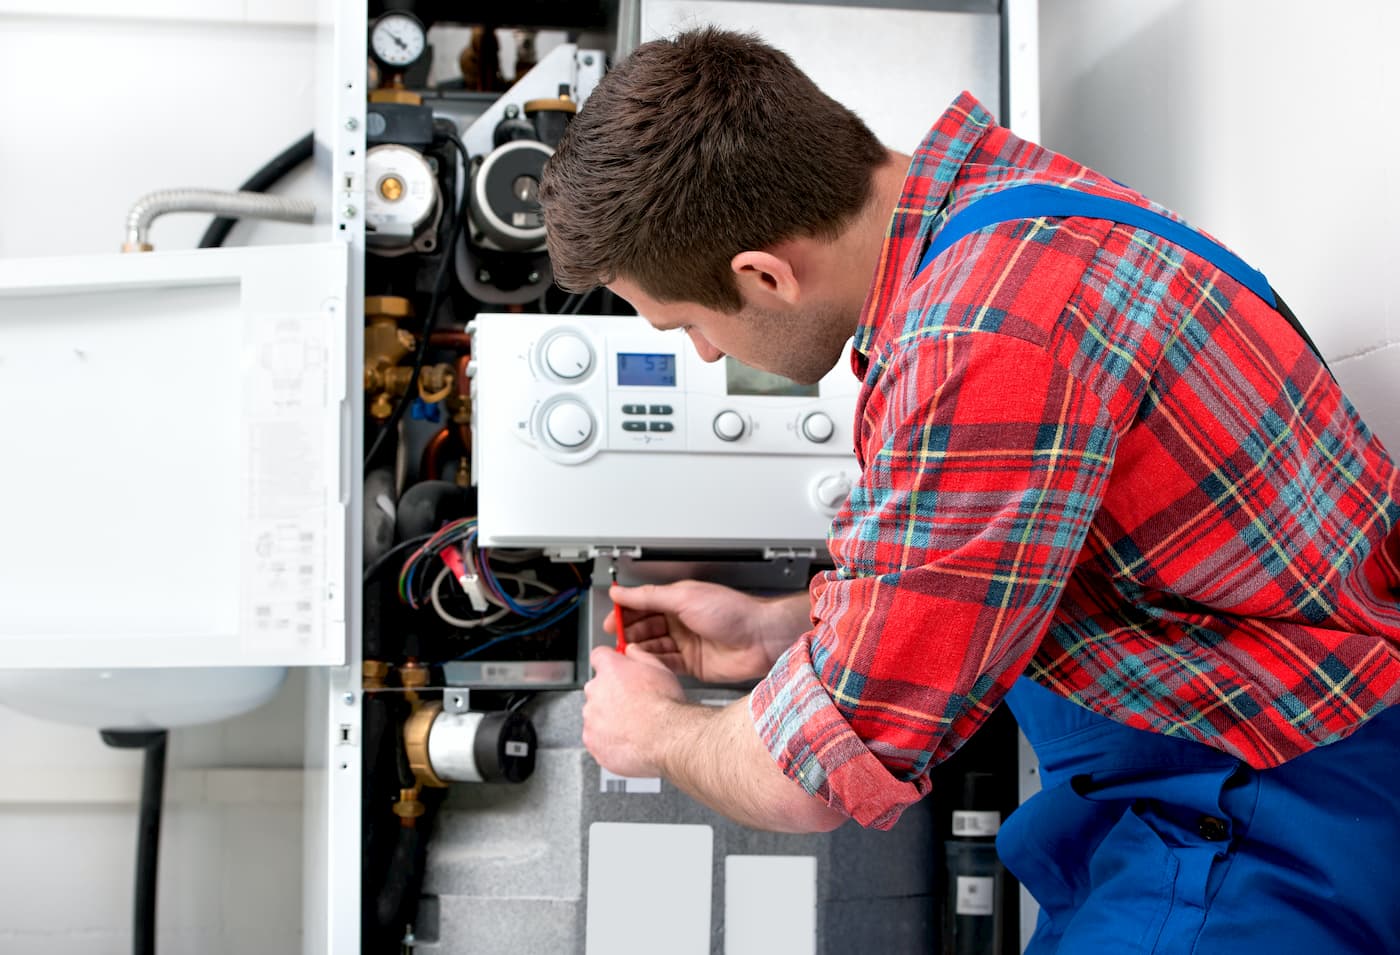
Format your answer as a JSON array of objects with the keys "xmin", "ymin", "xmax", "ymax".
[
  {"xmin": 363, "ymin": 532, "xmax": 435, "ymax": 583},
  {"xmin": 100, "ymin": 730, "xmax": 168, "ymax": 955},
  {"xmin": 198, "ymin": 133, "xmax": 315, "ymax": 249},
  {"xmin": 364, "ymin": 126, "xmax": 473, "ymax": 471},
  {"xmin": 565, "ymin": 288, "xmax": 597, "ymax": 315}
]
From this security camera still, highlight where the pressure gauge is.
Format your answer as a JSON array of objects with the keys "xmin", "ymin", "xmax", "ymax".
[{"xmin": 370, "ymin": 12, "xmax": 427, "ymax": 72}]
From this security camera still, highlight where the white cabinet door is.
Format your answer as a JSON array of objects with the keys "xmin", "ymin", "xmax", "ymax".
[{"xmin": 0, "ymin": 242, "xmax": 350, "ymax": 667}]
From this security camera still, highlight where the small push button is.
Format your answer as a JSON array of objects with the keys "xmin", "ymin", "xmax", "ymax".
[
  {"xmin": 648, "ymin": 421, "xmax": 674, "ymax": 433},
  {"xmin": 1196, "ymin": 816, "xmax": 1229, "ymax": 842},
  {"xmin": 649, "ymin": 404, "xmax": 673, "ymax": 415},
  {"xmin": 622, "ymin": 404, "xmax": 647, "ymax": 415},
  {"xmin": 622, "ymin": 421, "xmax": 647, "ymax": 432}
]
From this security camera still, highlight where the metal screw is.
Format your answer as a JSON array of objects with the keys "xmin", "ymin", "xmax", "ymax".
[
  {"xmin": 582, "ymin": 54, "xmax": 595, "ymax": 66},
  {"xmin": 343, "ymin": 692, "xmax": 356, "ymax": 706},
  {"xmin": 504, "ymin": 104, "xmax": 520, "ymax": 119},
  {"xmin": 478, "ymin": 269, "xmax": 492, "ymax": 283},
  {"xmin": 343, "ymin": 205, "xmax": 358, "ymax": 218},
  {"xmin": 527, "ymin": 271, "xmax": 540, "ymax": 284},
  {"xmin": 345, "ymin": 117, "xmax": 359, "ymax": 131}
]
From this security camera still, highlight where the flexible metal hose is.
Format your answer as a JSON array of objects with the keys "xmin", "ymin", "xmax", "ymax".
[{"xmin": 123, "ymin": 189, "xmax": 316, "ymax": 251}]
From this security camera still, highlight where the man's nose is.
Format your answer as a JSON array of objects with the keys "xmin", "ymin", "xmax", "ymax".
[{"xmin": 687, "ymin": 328, "xmax": 724, "ymax": 362}]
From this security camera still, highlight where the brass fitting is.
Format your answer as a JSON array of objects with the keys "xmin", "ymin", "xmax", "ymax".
[
  {"xmin": 369, "ymin": 88, "xmax": 423, "ymax": 106},
  {"xmin": 399, "ymin": 659, "xmax": 430, "ymax": 707},
  {"xmin": 404, "ymin": 701, "xmax": 449, "ymax": 788},
  {"xmin": 363, "ymin": 660, "xmax": 390, "ymax": 690},
  {"xmin": 454, "ymin": 457, "xmax": 470, "ymax": 488},
  {"xmin": 418, "ymin": 363, "xmax": 456, "ymax": 403},
  {"xmin": 523, "ymin": 95, "xmax": 577, "ymax": 115},
  {"xmin": 365, "ymin": 296, "xmax": 416, "ymax": 417},
  {"xmin": 393, "ymin": 785, "xmax": 426, "ymax": 826}
]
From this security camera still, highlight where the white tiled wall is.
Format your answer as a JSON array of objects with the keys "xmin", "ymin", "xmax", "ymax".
[{"xmin": 1039, "ymin": 0, "xmax": 1400, "ymax": 450}]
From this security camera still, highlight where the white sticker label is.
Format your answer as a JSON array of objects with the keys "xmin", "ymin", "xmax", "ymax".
[
  {"xmin": 955, "ymin": 876, "xmax": 995, "ymax": 916},
  {"xmin": 505, "ymin": 741, "xmax": 530, "ymax": 758},
  {"xmin": 600, "ymin": 768, "xmax": 661, "ymax": 794},
  {"xmin": 951, "ymin": 810, "xmax": 1001, "ymax": 837}
]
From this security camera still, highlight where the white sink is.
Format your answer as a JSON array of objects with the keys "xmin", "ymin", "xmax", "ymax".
[{"xmin": 0, "ymin": 667, "xmax": 287, "ymax": 730}]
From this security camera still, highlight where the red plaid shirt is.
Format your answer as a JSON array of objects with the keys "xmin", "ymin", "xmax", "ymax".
[{"xmin": 751, "ymin": 93, "xmax": 1400, "ymax": 829}]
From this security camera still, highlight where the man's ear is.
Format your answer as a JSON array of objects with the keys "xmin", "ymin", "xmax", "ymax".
[{"xmin": 730, "ymin": 250, "xmax": 800, "ymax": 308}]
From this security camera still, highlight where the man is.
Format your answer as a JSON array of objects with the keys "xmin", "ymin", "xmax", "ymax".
[{"xmin": 540, "ymin": 28, "xmax": 1400, "ymax": 953}]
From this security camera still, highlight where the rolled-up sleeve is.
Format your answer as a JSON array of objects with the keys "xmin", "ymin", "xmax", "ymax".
[{"xmin": 751, "ymin": 329, "xmax": 1117, "ymax": 828}]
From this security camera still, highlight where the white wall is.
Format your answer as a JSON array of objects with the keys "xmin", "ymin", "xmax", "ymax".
[
  {"xmin": 0, "ymin": 6, "xmax": 318, "ymax": 953},
  {"xmin": 1039, "ymin": 0, "xmax": 1400, "ymax": 450}
]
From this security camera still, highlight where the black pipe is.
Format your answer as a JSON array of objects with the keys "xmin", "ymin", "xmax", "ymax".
[
  {"xmin": 198, "ymin": 133, "xmax": 314, "ymax": 249},
  {"xmin": 100, "ymin": 729, "xmax": 170, "ymax": 955}
]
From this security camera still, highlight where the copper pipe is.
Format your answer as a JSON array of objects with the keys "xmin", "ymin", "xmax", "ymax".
[
  {"xmin": 427, "ymin": 331, "xmax": 474, "ymax": 350},
  {"xmin": 454, "ymin": 355, "xmax": 471, "ymax": 396},
  {"xmin": 421, "ymin": 428, "xmax": 452, "ymax": 481}
]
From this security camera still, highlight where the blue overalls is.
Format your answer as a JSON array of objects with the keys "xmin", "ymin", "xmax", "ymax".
[{"xmin": 918, "ymin": 188, "xmax": 1400, "ymax": 954}]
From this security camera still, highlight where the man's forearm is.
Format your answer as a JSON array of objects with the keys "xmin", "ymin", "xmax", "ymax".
[
  {"xmin": 758, "ymin": 591, "xmax": 815, "ymax": 664},
  {"xmin": 654, "ymin": 694, "xmax": 846, "ymax": 834}
]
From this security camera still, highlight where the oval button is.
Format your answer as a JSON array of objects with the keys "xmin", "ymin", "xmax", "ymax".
[
  {"xmin": 543, "ymin": 400, "xmax": 594, "ymax": 448},
  {"xmin": 801, "ymin": 412, "xmax": 834, "ymax": 443},
  {"xmin": 542, "ymin": 333, "xmax": 593, "ymax": 380},
  {"xmin": 713, "ymin": 410, "xmax": 746, "ymax": 442}
]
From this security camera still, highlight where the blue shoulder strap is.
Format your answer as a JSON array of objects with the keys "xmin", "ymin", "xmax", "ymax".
[{"xmin": 917, "ymin": 183, "xmax": 1277, "ymax": 308}]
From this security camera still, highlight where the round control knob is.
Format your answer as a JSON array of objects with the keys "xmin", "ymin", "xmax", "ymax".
[
  {"xmin": 713, "ymin": 410, "xmax": 746, "ymax": 442},
  {"xmin": 542, "ymin": 400, "xmax": 594, "ymax": 449},
  {"xmin": 542, "ymin": 333, "xmax": 593, "ymax": 380},
  {"xmin": 801, "ymin": 412, "xmax": 835, "ymax": 444},
  {"xmin": 811, "ymin": 472, "xmax": 853, "ymax": 513}
]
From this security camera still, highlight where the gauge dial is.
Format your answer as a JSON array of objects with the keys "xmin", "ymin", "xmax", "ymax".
[{"xmin": 370, "ymin": 12, "xmax": 427, "ymax": 71}]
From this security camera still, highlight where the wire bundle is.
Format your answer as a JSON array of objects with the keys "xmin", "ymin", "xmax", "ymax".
[{"xmin": 396, "ymin": 517, "xmax": 583, "ymax": 658}]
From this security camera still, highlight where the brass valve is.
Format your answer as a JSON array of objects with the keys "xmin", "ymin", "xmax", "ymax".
[
  {"xmin": 363, "ymin": 660, "xmax": 390, "ymax": 690},
  {"xmin": 393, "ymin": 786, "xmax": 426, "ymax": 825},
  {"xmin": 399, "ymin": 659, "xmax": 430, "ymax": 707},
  {"xmin": 365, "ymin": 296, "xmax": 416, "ymax": 418}
]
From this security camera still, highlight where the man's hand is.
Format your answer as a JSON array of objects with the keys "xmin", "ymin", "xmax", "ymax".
[
  {"xmin": 607, "ymin": 580, "xmax": 809, "ymax": 683},
  {"xmin": 582, "ymin": 645, "xmax": 686, "ymax": 778}
]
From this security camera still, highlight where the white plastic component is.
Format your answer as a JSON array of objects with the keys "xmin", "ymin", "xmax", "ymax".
[
  {"xmin": 472, "ymin": 313, "xmax": 860, "ymax": 550},
  {"xmin": 426, "ymin": 709, "xmax": 486, "ymax": 783},
  {"xmin": 0, "ymin": 243, "xmax": 350, "ymax": 668},
  {"xmin": 587, "ymin": 823, "xmax": 713, "ymax": 955},
  {"xmin": 365, "ymin": 144, "xmax": 437, "ymax": 245},
  {"xmin": 800, "ymin": 411, "xmax": 835, "ymax": 443},
  {"xmin": 811, "ymin": 472, "xmax": 853, "ymax": 514},
  {"xmin": 543, "ymin": 399, "xmax": 595, "ymax": 449},
  {"xmin": 542, "ymin": 332, "xmax": 594, "ymax": 380},
  {"xmin": 713, "ymin": 410, "xmax": 746, "ymax": 442},
  {"xmin": 0, "ymin": 667, "xmax": 286, "ymax": 730},
  {"xmin": 725, "ymin": 856, "xmax": 818, "ymax": 955}
]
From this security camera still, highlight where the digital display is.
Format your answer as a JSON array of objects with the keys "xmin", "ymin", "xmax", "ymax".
[
  {"xmin": 617, "ymin": 352, "xmax": 676, "ymax": 387},
  {"xmin": 724, "ymin": 357, "xmax": 819, "ymax": 397}
]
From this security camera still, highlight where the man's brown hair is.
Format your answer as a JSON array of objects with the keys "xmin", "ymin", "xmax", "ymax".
[{"xmin": 539, "ymin": 28, "xmax": 887, "ymax": 312}]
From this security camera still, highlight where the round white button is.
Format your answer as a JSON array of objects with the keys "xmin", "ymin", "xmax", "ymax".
[
  {"xmin": 801, "ymin": 412, "xmax": 835, "ymax": 443},
  {"xmin": 713, "ymin": 410, "xmax": 746, "ymax": 442},
  {"xmin": 543, "ymin": 400, "xmax": 594, "ymax": 448},
  {"xmin": 542, "ymin": 333, "xmax": 593, "ymax": 380},
  {"xmin": 812, "ymin": 473, "xmax": 853, "ymax": 511}
]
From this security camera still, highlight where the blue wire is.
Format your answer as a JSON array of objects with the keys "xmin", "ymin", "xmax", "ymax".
[{"xmin": 455, "ymin": 593, "xmax": 582, "ymax": 659}]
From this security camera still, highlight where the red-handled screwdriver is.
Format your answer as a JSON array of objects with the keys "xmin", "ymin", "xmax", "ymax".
[{"xmin": 610, "ymin": 563, "xmax": 627, "ymax": 652}]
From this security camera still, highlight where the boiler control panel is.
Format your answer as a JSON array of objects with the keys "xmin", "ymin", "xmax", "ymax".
[{"xmin": 470, "ymin": 313, "xmax": 860, "ymax": 551}]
